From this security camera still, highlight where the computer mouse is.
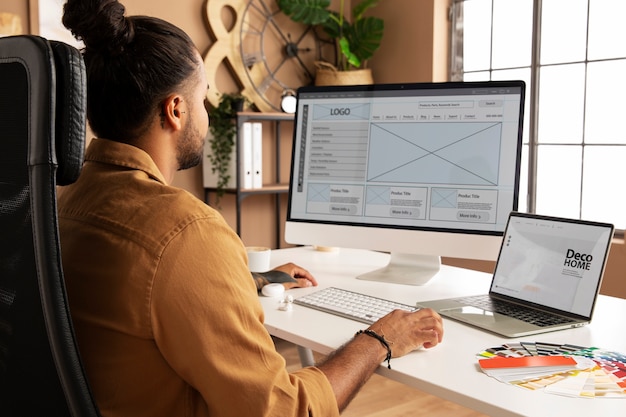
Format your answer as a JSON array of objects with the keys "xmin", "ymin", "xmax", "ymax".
[{"xmin": 261, "ymin": 283, "xmax": 285, "ymax": 297}]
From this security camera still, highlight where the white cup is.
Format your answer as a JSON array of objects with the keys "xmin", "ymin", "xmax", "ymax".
[{"xmin": 246, "ymin": 246, "xmax": 271, "ymax": 272}]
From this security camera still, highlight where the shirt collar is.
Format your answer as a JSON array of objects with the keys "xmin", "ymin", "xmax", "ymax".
[{"xmin": 84, "ymin": 138, "xmax": 167, "ymax": 184}]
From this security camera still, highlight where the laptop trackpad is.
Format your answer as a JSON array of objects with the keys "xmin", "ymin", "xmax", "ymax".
[{"xmin": 442, "ymin": 306, "xmax": 513, "ymax": 324}]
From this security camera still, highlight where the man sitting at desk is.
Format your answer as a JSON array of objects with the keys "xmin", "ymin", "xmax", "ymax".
[{"xmin": 57, "ymin": 1, "xmax": 444, "ymax": 416}]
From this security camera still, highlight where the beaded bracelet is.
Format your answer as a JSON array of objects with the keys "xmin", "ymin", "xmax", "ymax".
[{"xmin": 355, "ymin": 329, "xmax": 392, "ymax": 369}]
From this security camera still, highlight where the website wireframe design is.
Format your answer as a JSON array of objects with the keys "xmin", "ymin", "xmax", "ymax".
[{"xmin": 291, "ymin": 87, "xmax": 522, "ymax": 231}]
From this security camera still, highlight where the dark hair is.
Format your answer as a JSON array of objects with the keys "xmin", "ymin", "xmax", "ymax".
[{"xmin": 62, "ymin": 0, "xmax": 199, "ymax": 141}]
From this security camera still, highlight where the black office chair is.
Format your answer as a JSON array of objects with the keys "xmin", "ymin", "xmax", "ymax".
[{"xmin": 0, "ymin": 35, "xmax": 100, "ymax": 416}]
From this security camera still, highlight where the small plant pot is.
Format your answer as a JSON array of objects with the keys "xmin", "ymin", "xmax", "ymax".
[
  {"xmin": 231, "ymin": 98, "xmax": 245, "ymax": 112},
  {"xmin": 314, "ymin": 63, "xmax": 373, "ymax": 86}
]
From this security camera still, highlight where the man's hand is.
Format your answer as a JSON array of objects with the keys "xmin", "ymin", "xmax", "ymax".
[
  {"xmin": 271, "ymin": 263, "xmax": 317, "ymax": 289},
  {"xmin": 368, "ymin": 308, "xmax": 444, "ymax": 355}
]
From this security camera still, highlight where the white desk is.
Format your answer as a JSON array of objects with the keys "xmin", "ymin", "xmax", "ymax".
[{"xmin": 260, "ymin": 247, "xmax": 626, "ymax": 417}]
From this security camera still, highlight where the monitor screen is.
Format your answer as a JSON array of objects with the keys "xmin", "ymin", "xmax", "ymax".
[{"xmin": 285, "ymin": 80, "xmax": 525, "ymax": 285}]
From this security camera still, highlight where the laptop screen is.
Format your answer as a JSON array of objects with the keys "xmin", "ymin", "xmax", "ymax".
[{"xmin": 490, "ymin": 212, "xmax": 614, "ymax": 317}]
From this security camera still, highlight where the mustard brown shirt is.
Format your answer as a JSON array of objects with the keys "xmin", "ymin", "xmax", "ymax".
[{"xmin": 57, "ymin": 138, "xmax": 338, "ymax": 417}]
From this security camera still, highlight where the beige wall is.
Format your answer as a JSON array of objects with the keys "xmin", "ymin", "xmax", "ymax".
[
  {"xmin": 601, "ymin": 239, "xmax": 626, "ymax": 299},
  {"xmin": 8, "ymin": 0, "xmax": 624, "ymax": 298},
  {"xmin": 371, "ymin": 0, "xmax": 450, "ymax": 83}
]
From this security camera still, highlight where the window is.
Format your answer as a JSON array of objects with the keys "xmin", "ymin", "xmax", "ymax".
[{"xmin": 450, "ymin": 0, "xmax": 626, "ymax": 232}]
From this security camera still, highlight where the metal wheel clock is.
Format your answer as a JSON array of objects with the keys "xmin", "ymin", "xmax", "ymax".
[
  {"xmin": 238, "ymin": 0, "xmax": 327, "ymax": 112},
  {"xmin": 203, "ymin": 0, "xmax": 333, "ymax": 113}
]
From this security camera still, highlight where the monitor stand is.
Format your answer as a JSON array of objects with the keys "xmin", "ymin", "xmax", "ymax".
[{"xmin": 356, "ymin": 252, "xmax": 441, "ymax": 286}]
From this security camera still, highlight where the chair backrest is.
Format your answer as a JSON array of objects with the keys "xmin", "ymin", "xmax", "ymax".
[{"xmin": 0, "ymin": 35, "xmax": 100, "ymax": 416}]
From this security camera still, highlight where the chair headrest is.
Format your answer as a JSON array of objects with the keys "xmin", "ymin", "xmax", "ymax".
[
  {"xmin": 0, "ymin": 35, "xmax": 86, "ymax": 186},
  {"xmin": 50, "ymin": 40, "xmax": 87, "ymax": 186}
]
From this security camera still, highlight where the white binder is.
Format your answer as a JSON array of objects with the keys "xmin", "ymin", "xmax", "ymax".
[
  {"xmin": 241, "ymin": 121, "xmax": 253, "ymax": 189},
  {"xmin": 252, "ymin": 122, "xmax": 263, "ymax": 189}
]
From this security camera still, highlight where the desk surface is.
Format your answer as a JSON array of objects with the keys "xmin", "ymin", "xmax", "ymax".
[{"xmin": 260, "ymin": 247, "xmax": 626, "ymax": 417}]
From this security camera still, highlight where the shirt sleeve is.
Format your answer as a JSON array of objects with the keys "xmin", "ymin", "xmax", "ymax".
[{"xmin": 150, "ymin": 215, "xmax": 339, "ymax": 417}]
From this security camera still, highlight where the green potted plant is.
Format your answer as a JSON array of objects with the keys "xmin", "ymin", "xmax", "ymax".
[
  {"xmin": 206, "ymin": 92, "xmax": 247, "ymax": 206},
  {"xmin": 277, "ymin": 0, "xmax": 384, "ymax": 84}
]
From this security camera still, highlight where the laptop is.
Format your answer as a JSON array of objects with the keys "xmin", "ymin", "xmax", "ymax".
[{"xmin": 417, "ymin": 212, "xmax": 614, "ymax": 337}]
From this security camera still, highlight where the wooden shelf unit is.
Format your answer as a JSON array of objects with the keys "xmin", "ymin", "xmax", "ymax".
[{"xmin": 204, "ymin": 112, "xmax": 294, "ymax": 247}]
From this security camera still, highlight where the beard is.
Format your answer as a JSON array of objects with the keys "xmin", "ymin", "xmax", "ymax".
[{"xmin": 176, "ymin": 113, "xmax": 205, "ymax": 171}]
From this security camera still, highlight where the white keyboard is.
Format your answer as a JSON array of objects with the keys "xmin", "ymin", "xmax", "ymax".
[{"xmin": 293, "ymin": 287, "xmax": 418, "ymax": 324}]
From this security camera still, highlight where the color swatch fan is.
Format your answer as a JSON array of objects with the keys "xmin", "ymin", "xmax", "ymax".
[{"xmin": 477, "ymin": 342, "xmax": 626, "ymax": 398}]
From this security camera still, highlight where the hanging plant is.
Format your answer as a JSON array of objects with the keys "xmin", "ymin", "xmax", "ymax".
[{"xmin": 207, "ymin": 92, "xmax": 247, "ymax": 206}]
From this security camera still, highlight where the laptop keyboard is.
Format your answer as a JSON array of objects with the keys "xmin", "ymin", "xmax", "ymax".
[
  {"xmin": 293, "ymin": 287, "xmax": 418, "ymax": 324},
  {"xmin": 459, "ymin": 295, "xmax": 574, "ymax": 327}
]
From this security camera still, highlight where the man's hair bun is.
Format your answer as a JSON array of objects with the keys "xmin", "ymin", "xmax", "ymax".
[{"xmin": 63, "ymin": 0, "xmax": 134, "ymax": 56}]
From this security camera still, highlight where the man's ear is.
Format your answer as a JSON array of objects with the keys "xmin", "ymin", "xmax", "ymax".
[{"xmin": 161, "ymin": 94, "xmax": 184, "ymax": 130}]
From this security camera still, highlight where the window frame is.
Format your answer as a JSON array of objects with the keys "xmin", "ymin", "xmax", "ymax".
[{"xmin": 449, "ymin": 0, "xmax": 624, "ymax": 237}]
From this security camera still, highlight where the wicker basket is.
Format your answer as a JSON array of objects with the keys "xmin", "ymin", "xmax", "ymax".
[{"xmin": 314, "ymin": 62, "xmax": 373, "ymax": 86}]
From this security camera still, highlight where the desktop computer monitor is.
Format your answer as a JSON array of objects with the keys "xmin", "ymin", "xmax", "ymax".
[{"xmin": 285, "ymin": 80, "xmax": 525, "ymax": 285}]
